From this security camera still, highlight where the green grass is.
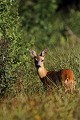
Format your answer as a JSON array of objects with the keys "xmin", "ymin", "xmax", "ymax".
[{"xmin": 0, "ymin": 44, "xmax": 80, "ymax": 120}]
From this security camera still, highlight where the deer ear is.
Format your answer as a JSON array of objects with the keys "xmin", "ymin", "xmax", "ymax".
[
  {"xmin": 40, "ymin": 48, "xmax": 48, "ymax": 57},
  {"xmin": 30, "ymin": 49, "xmax": 37, "ymax": 58}
]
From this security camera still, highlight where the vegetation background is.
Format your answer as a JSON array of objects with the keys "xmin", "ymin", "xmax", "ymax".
[{"xmin": 0, "ymin": 0, "xmax": 80, "ymax": 119}]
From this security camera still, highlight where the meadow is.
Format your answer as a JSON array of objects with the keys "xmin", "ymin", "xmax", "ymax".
[{"xmin": 0, "ymin": 44, "xmax": 80, "ymax": 120}]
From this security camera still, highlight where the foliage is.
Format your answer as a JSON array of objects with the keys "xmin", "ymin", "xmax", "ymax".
[
  {"xmin": 19, "ymin": 0, "xmax": 64, "ymax": 47},
  {"xmin": 0, "ymin": 0, "xmax": 80, "ymax": 120},
  {"xmin": 0, "ymin": 0, "xmax": 32, "ymax": 96}
]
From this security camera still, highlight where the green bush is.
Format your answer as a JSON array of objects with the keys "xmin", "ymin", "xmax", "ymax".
[{"xmin": 0, "ymin": 0, "xmax": 32, "ymax": 96}]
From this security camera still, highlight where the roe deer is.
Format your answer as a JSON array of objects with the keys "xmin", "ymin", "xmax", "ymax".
[{"xmin": 30, "ymin": 49, "xmax": 76, "ymax": 93}]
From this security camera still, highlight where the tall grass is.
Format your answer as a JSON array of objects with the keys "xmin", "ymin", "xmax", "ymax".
[{"xmin": 0, "ymin": 44, "xmax": 80, "ymax": 120}]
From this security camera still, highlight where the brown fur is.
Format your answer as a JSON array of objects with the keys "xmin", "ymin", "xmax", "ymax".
[{"xmin": 30, "ymin": 49, "xmax": 76, "ymax": 92}]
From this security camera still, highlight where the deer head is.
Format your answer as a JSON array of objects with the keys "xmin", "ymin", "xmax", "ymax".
[{"xmin": 30, "ymin": 49, "xmax": 48, "ymax": 68}]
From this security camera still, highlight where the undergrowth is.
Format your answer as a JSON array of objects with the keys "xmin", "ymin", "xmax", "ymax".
[
  {"xmin": 0, "ymin": 44, "xmax": 80, "ymax": 120},
  {"xmin": 0, "ymin": 1, "xmax": 80, "ymax": 120}
]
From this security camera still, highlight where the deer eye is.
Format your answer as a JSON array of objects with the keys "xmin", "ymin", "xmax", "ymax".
[{"xmin": 41, "ymin": 60, "xmax": 44, "ymax": 62}]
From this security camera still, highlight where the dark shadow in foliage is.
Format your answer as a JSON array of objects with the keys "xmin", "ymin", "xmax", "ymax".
[
  {"xmin": 56, "ymin": 0, "xmax": 80, "ymax": 12},
  {"xmin": 0, "ymin": 56, "xmax": 7, "ymax": 97},
  {"xmin": 0, "ymin": 39, "xmax": 8, "ymax": 98}
]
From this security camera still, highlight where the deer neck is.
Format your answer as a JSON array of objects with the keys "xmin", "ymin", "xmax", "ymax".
[{"xmin": 37, "ymin": 66, "xmax": 48, "ymax": 78}]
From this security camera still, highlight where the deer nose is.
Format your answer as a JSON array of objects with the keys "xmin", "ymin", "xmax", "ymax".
[
  {"xmin": 37, "ymin": 65, "xmax": 41, "ymax": 68},
  {"xmin": 34, "ymin": 60, "xmax": 41, "ymax": 68},
  {"xmin": 35, "ymin": 63, "xmax": 41, "ymax": 68},
  {"xmin": 37, "ymin": 61, "xmax": 42, "ymax": 66}
]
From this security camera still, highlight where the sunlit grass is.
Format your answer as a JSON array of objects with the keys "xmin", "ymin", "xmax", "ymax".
[{"xmin": 0, "ymin": 44, "xmax": 80, "ymax": 120}]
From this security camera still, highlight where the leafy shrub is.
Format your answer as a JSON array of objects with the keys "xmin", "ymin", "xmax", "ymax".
[{"xmin": 0, "ymin": 0, "xmax": 33, "ymax": 96}]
